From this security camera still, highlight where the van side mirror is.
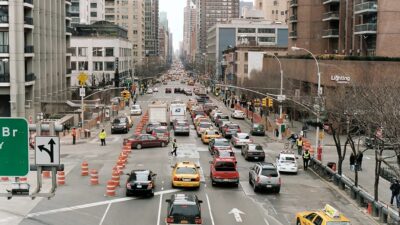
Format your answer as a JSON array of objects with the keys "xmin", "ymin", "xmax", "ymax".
[
  {"xmin": 198, "ymin": 200, "xmax": 203, "ymax": 204},
  {"xmin": 166, "ymin": 199, "xmax": 171, "ymax": 203}
]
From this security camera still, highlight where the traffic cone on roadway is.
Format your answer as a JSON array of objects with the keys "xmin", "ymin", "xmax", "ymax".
[
  {"xmin": 81, "ymin": 161, "xmax": 89, "ymax": 176},
  {"xmin": 111, "ymin": 170, "xmax": 120, "ymax": 186},
  {"xmin": 367, "ymin": 202, "xmax": 372, "ymax": 214},
  {"xmin": 42, "ymin": 171, "xmax": 51, "ymax": 178},
  {"xmin": 106, "ymin": 180, "xmax": 116, "ymax": 197},
  {"xmin": 1, "ymin": 177, "xmax": 9, "ymax": 182},
  {"xmin": 19, "ymin": 177, "xmax": 28, "ymax": 182},
  {"xmin": 90, "ymin": 169, "xmax": 99, "ymax": 185},
  {"xmin": 57, "ymin": 171, "xmax": 66, "ymax": 185}
]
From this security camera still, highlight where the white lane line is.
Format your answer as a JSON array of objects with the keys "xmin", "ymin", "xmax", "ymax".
[
  {"xmin": 156, "ymin": 193, "xmax": 163, "ymax": 225},
  {"xmin": 13, "ymin": 189, "xmax": 180, "ymax": 221},
  {"xmin": 205, "ymin": 193, "xmax": 216, "ymax": 225},
  {"xmin": 264, "ymin": 218, "xmax": 270, "ymax": 225},
  {"xmin": 99, "ymin": 203, "xmax": 112, "ymax": 225}
]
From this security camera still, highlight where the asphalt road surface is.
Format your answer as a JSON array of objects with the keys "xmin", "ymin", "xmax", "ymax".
[{"xmin": 2, "ymin": 79, "xmax": 378, "ymax": 225}]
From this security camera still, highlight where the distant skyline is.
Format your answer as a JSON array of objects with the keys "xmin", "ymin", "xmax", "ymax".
[{"xmin": 160, "ymin": 0, "xmax": 253, "ymax": 51}]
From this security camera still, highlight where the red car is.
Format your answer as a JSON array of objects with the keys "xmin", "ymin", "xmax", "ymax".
[
  {"xmin": 123, "ymin": 134, "xmax": 168, "ymax": 149},
  {"xmin": 214, "ymin": 149, "xmax": 236, "ymax": 162},
  {"xmin": 151, "ymin": 126, "xmax": 170, "ymax": 142},
  {"xmin": 210, "ymin": 158, "xmax": 239, "ymax": 187}
]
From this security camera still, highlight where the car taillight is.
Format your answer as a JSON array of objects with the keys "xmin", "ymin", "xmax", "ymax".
[
  {"xmin": 147, "ymin": 182, "xmax": 153, "ymax": 189},
  {"xmin": 194, "ymin": 176, "xmax": 200, "ymax": 181},
  {"xmin": 152, "ymin": 131, "xmax": 156, "ymax": 137},
  {"xmin": 173, "ymin": 176, "xmax": 179, "ymax": 181},
  {"xmin": 256, "ymin": 176, "xmax": 260, "ymax": 184},
  {"xmin": 166, "ymin": 217, "xmax": 174, "ymax": 223},
  {"xmin": 126, "ymin": 183, "xmax": 131, "ymax": 189},
  {"xmin": 238, "ymin": 128, "xmax": 241, "ymax": 132},
  {"xmin": 278, "ymin": 178, "xmax": 281, "ymax": 185},
  {"xmin": 195, "ymin": 217, "xmax": 202, "ymax": 224},
  {"xmin": 165, "ymin": 132, "xmax": 169, "ymax": 136}
]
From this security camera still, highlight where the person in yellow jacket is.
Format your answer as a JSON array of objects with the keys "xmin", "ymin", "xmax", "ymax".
[{"xmin": 99, "ymin": 129, "xmax": 107, "ymax": 146}]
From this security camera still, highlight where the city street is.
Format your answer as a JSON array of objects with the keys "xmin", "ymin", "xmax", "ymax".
[{"xmin": 0, "ymin": 80, "xmax": 378, "ymax": 225}]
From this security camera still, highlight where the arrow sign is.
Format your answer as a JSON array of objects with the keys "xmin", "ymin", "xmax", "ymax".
[
  {"xmin": 35, "ymin": 136, "xmax": 60, "ymax": 166},
  {"xmin": 229, "ymin": 208, "xmax": 245, "ymax": 223}
]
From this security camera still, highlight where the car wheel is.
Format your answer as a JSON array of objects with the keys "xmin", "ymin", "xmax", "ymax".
[
  {"xmin": 149, "ymin": 189, "xmax": 154, "ymax": 197},
  {"xmin": 111, "ymin": 131, "xmax": 114, "ymax": 134},
  {"xmin": 171, "ymin": 182, "xmax": 175, "ymax": 188},
  {"xmin": 275, "ymin": 187, "xmax": 280, "ymax": 193},
  {"xmin": 136, "ymin": 144, "xmax": 142, "ymax": 149},
  {"xmin": 161, "ymin": 142, "xmax": 166, "ymax": 147},
  {"xmin": 260, "ymin": 157, "xmax": 265, "ymax": 161},
  {"xmin": 125, "ymin": 192, "xmax": 130, "ymax": 197},
  {"xmin": 253, "ymin": 181, "xmax": 258, "ymax": 192},
  {"xmin": 296, "ymin": 219, "xmax": 301, "ymax": 225},
  {"xmin": 244, "ymin": 154, "xmax": 248, "ymax": 160}
]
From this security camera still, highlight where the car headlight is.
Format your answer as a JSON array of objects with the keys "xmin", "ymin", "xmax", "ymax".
[{"xmin": 111, "ymin": 126, "xmax": 114, "ymax": 128}]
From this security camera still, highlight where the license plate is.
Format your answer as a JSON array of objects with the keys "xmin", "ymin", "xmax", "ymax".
[
  {"xmin": 137, "ymin": 185, "xmax": 142, "ymax": 188},
  {"xmin": 183, "ymin": 178, "xmax": 191, "ymax": 182},
  {"xmin": 180, "ymin": 220, "xmax": 189, "ymax": 224},
  {"xmin": 266, "ymin": 185, "xmax": 272, "ymax": 188},
  {"xmin": 223, "ymin": 179, "xmax": 231, "ymax": 182},
  {"xmin": 254, "ymin": 157, "xmax": 259, "ymax": 159}
]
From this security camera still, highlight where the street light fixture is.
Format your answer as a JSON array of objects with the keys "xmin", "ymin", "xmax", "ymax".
[{"xmin": 291, "ymin": 46, "xmax": 322, "ymax": 153}]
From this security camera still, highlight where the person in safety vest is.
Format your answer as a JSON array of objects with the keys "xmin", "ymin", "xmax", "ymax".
[
  {"xmin": 302, "ymin": 149, "xmax": 311, "ymax": 170},
  {"xmin": 296, "ymin": 137, "xmax": 303, "ymax": 155},
  {"xmin": 99, "ymin": 129, "xmax": 107, "ymax": 146}
]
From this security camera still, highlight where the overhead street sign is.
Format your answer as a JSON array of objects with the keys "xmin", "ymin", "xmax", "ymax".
[
  {"xmin": 0, "ymin": 118, "xmax": 29, "ymax": 176},
  {"xmin": 35, "ymin": 136, "xmax": 60, "ymax": 166}
]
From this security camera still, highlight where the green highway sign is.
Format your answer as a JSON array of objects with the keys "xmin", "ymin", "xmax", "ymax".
[{"xmin": 0, "ymin": 118, "xmax": 29, "ymax": 176}]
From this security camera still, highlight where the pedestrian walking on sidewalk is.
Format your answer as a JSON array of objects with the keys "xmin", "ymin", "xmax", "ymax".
[
  {"xmin": 71, "ymin": 127, "xmax": 77, "ymax": 145},
  {"xmin": 350, "ymin": 152, "xmax": 356, "ymax": 171},
  {"xmin": 296, "ymin": 137, "xmax": 303, "ymax": 155},
  {"xmin": 171, "ymin": 139, "xmax": 178, "ymax": 156},
  {"xmin": 390, "ymin": 179, "xmax": 400, "ymax": 206},
  {"xmin": 356, "ymin": 150, "xmax": 363, "ymax": 171},
  {"xmin": 99, "ymin": 129, "xmax": 107, "ymax": 146},
  {"xmin": 302, "ymin": 149, "xmax": 311, "ymax": 170},
  {"xmin": 288, "ymin": 133, "xmax": 298, "ymax": 149}
]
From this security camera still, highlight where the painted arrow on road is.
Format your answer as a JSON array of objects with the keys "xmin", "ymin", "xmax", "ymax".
[{"xmin": 229, "ymin": 208, "xmax": 245, "ymax": 222}]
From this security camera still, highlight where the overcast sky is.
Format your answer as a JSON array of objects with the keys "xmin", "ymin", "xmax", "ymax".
[{"xmin": 160, "ymin": 0, "xmax": 253, "ymax": 51}]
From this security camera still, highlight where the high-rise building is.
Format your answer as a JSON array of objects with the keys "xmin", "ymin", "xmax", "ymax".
[
  {"xmin": 196, "ymin": 0, "xmax": 240, "ymax": 62},
  {"xmin": 240, "ymin": 1, "xmax": 253, "ymax": 18},
  {"xmin": 159, "ymin": 11, "xmax": 171, "ymax": 64},
  {"xmin": 288, "ymin": 0, "xmax": 400, "ymax": 57},
  {"xmin": 70, "ymin": 0, "xmax": 105, "ymax": 26},
  {"xmin": 183, "ymin": 0, "xmax": 197, "ymax": 62},
  {"xmin": 145, "ymin": 0, "xmax": 159, "ymax": 56},
  {"xmin": 104, "ymin": 0, "xmax": 145, "ymax": 65},
  {"xmin": 254, "ymin": 0, "xmax": 288, "ymax": 23},
  {"xmin": 159, "ymin": 11, "xmax": 168, "ymax": 30},
  {"xmin": 0, "ymin": 0, "xmax": 70, "ymax": 118}
]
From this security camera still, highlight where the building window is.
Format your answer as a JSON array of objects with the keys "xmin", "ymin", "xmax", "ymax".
[
  {"xmin": 273, "ymin": 1, "xmax": 278, "ymax": 6},
  {"xmin": 244, "ymin": 53, "xmax": 248, "ymax": 61},
  {"xmin": 91, "ymin": 12, "xmax": 97, "ymax": 17},
  {"xmin": 281, "ymin": 11, "xmax": 284, "ymax": 15},
  {"xmin": 272, "ymin": 10, "xmax": 274, "ymax": 14},
  {"xmin": 244, "ymin": 64, "xmax": 248, "ymax": 73},
  {"xmin": 78, "ymin": 47, "xmax": 87, "ymax": 57},
  {"xmin": 92, "ymin": 47, "xmax": 102, "ymax": 57},
  {"xmin": 0, "ymin": 31, "xmax": 9, "ymax": 53},
  {"xmin": 105, "ymin": 48, "xmax": 114, "ymax": 56},
  {"xmin": 71, "ymin": 47, "xmax": 76, "ymax": 56},
  {"xmin": 78, "ymin": 61, "xmax": 88, "ymax": 70},
  {"xmin": 258, "ymin": 37, "xmax": 276, "ymax": 42},
  {"xmin": 90, "ymin": 3, "xmax": 97, "ymax": 8},
  {"xmin": 105, "ymin": 62, "xmax": 114, "ymax": 71},
  {"xmin": 238, "ymin": 28, "xmax": 256, "ymax": 33},
  {"xmin": 71, "ymin": 62, "xmax": 76, "ymax": 70},
  {"xmin": 0, "ymin": 57, "xmax": 9, "ymax": 75},
  {"xmin": 93, "ymin": 62, "xmax": 103, "ymax": 71},
  {"xmin": 258, "ymin": 28, "xmax": 275, "ymax": 34}
]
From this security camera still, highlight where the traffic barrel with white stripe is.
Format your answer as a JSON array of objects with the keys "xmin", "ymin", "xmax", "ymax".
[
  {"xmin": 81, "ymin": 161, "xmax": 89, "ymax": 176},
  {"xmin": 90, "ymin": 169, "xmax": 99, "ymax": 185},
  {"xmin": 106, "ymin": 180, "xmax": 116, "ymax": 197},
  {"xmin": 57, "ymin": 171, "xmax": 66, "ymax": 185}
]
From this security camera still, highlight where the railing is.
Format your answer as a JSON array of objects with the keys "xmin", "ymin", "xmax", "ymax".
[
  {"xmin": 289, "ymin": 15, "xmax": 297, "ymax": 21},
  {"xmin": 309, "ymin": 158, "xmax": 400, "ymax": 224},
  {"xmin": 0, "ymin": 15, "xmax": 8, "ymax": 23},
  {"xmin": 289, "ymin": 31, "xmax": 297, "ymax": 37},
  {"xmin": 355, "ymin": 1, "xmax": 377, "ymax": 13},
  {"xmin": 323, "ymin": 11, "xmax": 339, "ymax": 20},
  {"xmin": 0, "ymin": 45, "xmax": 9, "ymax": 53},
  {"xmin": 24, "ymin": 45, "xmax": 34, "ymax": 53},
  {"xmin": 25, "ymin": 73, "xmax": 35, "ymax": 82},
  {"xmin": 322, "ymin": 29, "xmax": 339, "ymax": 37},
  {"xmin": 355, "ymin": 23, "xmax": 377, "ymax": 33},
  {"xmin": 24, "ymin": 16, "xmax": 33, "ymax": 25},
  {"xmin": 24, "ymin": 0, "xmax": 33, "ymax": 4},
  {"xmin": 66, "ymin": 68, "xmax": 72, "ymax": 74},
  {"xmin": 289, "ymin": 0, "xmax": 297, "ymax": 6},
  {"xmin": 66, "ymin": 11, "xmax": 72, "ymax": 17},
  {"xmin": 67, "ymin": 47, "xmax": 75, "ymax": 54},
  {"xmin": 0, "ymin": 73, "xmax": 9, "ymax": 82},
  {"xmin": 66, "ymin": 26, "xmax": 74, "ymax": 33}
]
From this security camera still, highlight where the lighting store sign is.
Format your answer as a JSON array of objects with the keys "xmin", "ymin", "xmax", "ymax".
[{"xmin": 331, "ymin": 75, "xmax": 351, "ymax": 84}]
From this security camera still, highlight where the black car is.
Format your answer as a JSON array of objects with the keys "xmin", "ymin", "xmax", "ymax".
[
  {"xmin": 165, "ymin": 194, "xmax": 203, "ymax": 225},
  {"xmin": 111, "ymin": 117, "xmax": 129, "ymax": 134},
  {"xmin": 250, "ymin": 123, "xmax": 265, "ymax": 136},
  {"xmin": 174, "ymin": 87, "xmax": 182, "ymax": 93},
  {"xmin": 125, "ymin": 170, "xmax": 156, "ymax": 197}
]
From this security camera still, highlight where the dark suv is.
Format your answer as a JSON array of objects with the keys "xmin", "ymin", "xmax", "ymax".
[
  {"xmin": 111, "ymin": 116, "xmax": 129, "ymax": 134},
  {"xmin": 165, "ymin": 194, "xmax": 203, "ymax": 224},
  {"xmin": 125, "ymin": 170, "xmax": 156, "ymax": 197}
]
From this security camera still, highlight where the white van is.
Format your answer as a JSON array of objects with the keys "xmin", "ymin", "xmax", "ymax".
[{"xmin": 169, "ymin": 103, "xmax": 186, "ymax": 124}]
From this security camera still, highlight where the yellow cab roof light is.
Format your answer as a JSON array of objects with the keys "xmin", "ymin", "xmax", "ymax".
[{"xmin": 323, "ymin": 204, "xmax": 340, "ymax": 218}]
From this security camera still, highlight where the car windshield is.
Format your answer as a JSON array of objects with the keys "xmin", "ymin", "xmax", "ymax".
[
  {"xmin": 261, "ymin": 169, "xmax": 279, "ymax": 177},
  {"xmin": 215, "ymin": 140, "xmax": 230, "ymax": 146},
  {"xmin": 129, "ymin": 172, "xmax": 150, "ymax": 182},
  {"xmin": 214, "ymin": 162, "xmax": 236, "ymax": 171},
  {"xmin": 228, "ymin": 125, "xmax": 240, "ymax": 129},
  {"xmin": 176, "ymin": 167, "xmax": 197, "ymax": 174},
  {"xmin": 219, "ymin": 151, "xmax": 234, "ymax": 158},
  {"xmin": 199, "ymin": 123, "xmax": 212, "ymax": 128},
  {"xmin": 177, "ymin": 122, "xmax": 188, "ymax": 126},
  {"xmin": 253, "ymin": 124, "xmax": 264, "ymax": 129},
  {"xmin": 237, "ymin": 134, "xmax": 249, "ymax": 139},
  {"xmin": 249, "ymin": 145, "xmax": 263, "ymax": 151},
  {"xmin": 132, "ymin": 105, "xmax": 140, "ymax": 109},
  {"xmin": 154, "ymin": 128, "xmax": 167, "ymax": 133},
  {"xmin": 219, "ymin": 115, "xmax": 229, "ymax": 119},
  {"xmin": 326, "ymin": 222, "xmax": 351, "ymax": 225},
  {"xmin": 207, "ymin": 130, "xmax": 219, "ymax": 135},
  {"xmin": 114, "ymin": 118, "xmax": 126, "ymax": 123},
  {"xmin": 149, "ymin": 123, "xmax": 161, "ymax": 127},
  {"xmin": 170, "ymin": 205, "xmax": 199, "ymax": 217}
]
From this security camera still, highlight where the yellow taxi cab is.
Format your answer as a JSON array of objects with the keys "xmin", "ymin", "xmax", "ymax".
[
  {"xmin": 171, "ymin": 161, "xmax": 201, "ymax": 188},
  {"xmin": 295, "ymin": 204, "xmax": 351, "ymax": 225},
  {"xmin": 201, "ymin": 129, "xmax": 222, "ymax": 144}
]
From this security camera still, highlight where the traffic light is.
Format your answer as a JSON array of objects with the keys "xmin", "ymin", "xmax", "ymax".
[
  {"xmin": 262, "ymin": 98, "xmax": 267, "ymax": 107},
  {"xmin": 121, "ymin": 90, "xmax": 131, "ymax": 99},
  {"xmin": 268, "ymin": 98, "xmax": 273, "ymax": 107}
]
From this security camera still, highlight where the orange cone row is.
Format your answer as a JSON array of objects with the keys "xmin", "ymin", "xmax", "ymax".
[
  {"xmin": 90, "ymin": 169, "xmax": 99, "ymax": 185},
  {"xmin": 81, "ymin": 161, "xmax": 89, "ymax": 176},
  {"xmin": 43, "ymin": 171, "xmax": 51, "ymax": 178},
  {"xmin": 57, "ymin": 171, "xmax": 66, "ymax": 185},
  {"xmin": 106, "ymin": 180, "xmax": 116, "ymax": 196}
]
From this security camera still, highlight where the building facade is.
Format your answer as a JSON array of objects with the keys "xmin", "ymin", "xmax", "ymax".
[
  {"xmin": 289, "ymin": 0, "xmax": 400, "ymax": 57},
  {"xmin": 0, "ymin": 0, "xmax": 70, "ymax": 118},
  {"xmin": 240, "ymin": 1, "xmax": 253, "ymax": 17},
  {"xmin": 183, "ymin": 0, "xmax": 197, "ymax": 63},
  {"xmin": 254, "ymin": 0, "xmax": 288, "ymax": 23},
  {"xmin": 104, "ymin": 0, "xmax": 145, "ymax": 66},
  {"xmin": 145, "ymin": 0, "xmax": 159, "ymax": 56},
  {"xmin": 70, "ymin": 22, "xmax": 133, "ymax": 87},
  {"xmin": 70, "ymin": 0, "xmax": 105, "ymax": 26},
  {"xmin": 197, "ymin": 0, "xmax": 240, "ymax": 63},
  {"xmin": 207, "ymin": 18, "xmax": 288, "ymax": 79}
]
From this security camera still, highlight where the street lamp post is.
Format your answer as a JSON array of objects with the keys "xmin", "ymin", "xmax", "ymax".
[
  {"xmin": 269, "ymin": 54, "xmax": 284, "ymax": 140},
  {"xmin": 291, "ymin": 46, "xmax": 321, "ymax": 152}
]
